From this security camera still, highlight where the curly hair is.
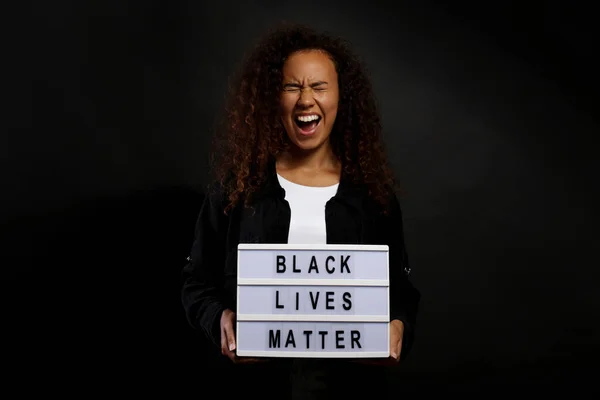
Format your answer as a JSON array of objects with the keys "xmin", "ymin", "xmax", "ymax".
[{"xmin": 209, "ymin": 23, "xmax": 399, "ymax": 214}]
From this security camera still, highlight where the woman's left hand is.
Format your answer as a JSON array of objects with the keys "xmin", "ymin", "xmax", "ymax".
[
  {"xmin": 351, "ymin": 319, "xmax": 404, "ymax": 366},
  {"xmin": 389, "ymin": 319, "xmax": 404, "ymax": 362}
]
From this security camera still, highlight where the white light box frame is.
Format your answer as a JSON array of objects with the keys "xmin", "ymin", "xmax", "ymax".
[{"xmin": 236, "ymin": 244, "xmax": 390, "ymax": 358}]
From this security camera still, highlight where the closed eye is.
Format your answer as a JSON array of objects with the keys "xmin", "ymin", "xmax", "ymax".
[
  {"xmin": 283, "ymin": 84, "xmax": 301, "ymax": 91},
  {"xmin": 282, "ymin": 82, "xmax": 328, "ymax": 91}
]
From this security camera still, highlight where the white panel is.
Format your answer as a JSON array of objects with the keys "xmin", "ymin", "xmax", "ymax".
[
  {"xmin": 237, "ymin": 285, "xmax": 388, "ymax": 319},
  {"xmin": 235, "ymin": 244, "xmax": 390, "ymax": 358},
  {"xmin": 237, "ymin": 245, "xmax": 389, "ymax": 283},
  {"xmin": 236, "ymin": 321, "xmax": 389, "ymax": 358}
]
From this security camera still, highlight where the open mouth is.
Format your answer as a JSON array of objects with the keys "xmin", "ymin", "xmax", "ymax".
[{"xmin": 294, "ymin": 114, "xmax": 321, "ymax": 135}]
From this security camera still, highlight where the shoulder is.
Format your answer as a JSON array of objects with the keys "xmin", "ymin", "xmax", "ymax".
[
  {"xmin": 205, "ymin": 180, "xmax": 226, "ymax": 204},
  {"xmin": 360, "ymin": 184, "xmax": 403, "ymax": 218},
  {"xmin": 201, "ymin": 180, "xmax": 232, "ymax": 223}
]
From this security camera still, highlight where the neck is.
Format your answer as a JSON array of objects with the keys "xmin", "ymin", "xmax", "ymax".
[{"xmin": 278, "ymin": 142, "xmax": 338, "ymax": 171}]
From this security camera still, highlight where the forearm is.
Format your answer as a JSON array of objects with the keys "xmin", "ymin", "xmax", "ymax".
[
  {"xmin": 181, "ymin": 187, "xmax": 230, "ymax": 347},
  {"xmin": 389, "ymin": 276, "xmax": 420, "ymax": 359},
  {"xmin": 181, "ymin": 276, "xmax": 227, "ymax": 347}
]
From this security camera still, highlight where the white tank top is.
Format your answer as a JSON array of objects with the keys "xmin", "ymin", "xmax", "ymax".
[{"xmin": 276, "ymin": 174, "xmax": 339, "ymax": 244}]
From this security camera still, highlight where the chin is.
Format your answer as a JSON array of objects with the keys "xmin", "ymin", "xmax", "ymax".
[{"xmin": 291, "ymin": 134, "xmax": 328, "ymax": 151}]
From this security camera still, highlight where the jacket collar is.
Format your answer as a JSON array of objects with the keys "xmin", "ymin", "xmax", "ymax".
[{"xmin": 253, "ymin": 158, "xmax": 366, "ymax": 211}]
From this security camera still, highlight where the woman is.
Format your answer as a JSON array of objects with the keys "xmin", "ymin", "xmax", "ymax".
[{"xmin": 181, "ymin": 24, "xmax": 420, "ymax": 398}]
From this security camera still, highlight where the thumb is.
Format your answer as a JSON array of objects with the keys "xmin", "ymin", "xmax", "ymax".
[
  {"xmin": 224, "ymin": 323, "xmax": 236, "ymax": 351},
  {"xmin": 395, "ymin": 339, "xmax": 402, "ymax": 360}
]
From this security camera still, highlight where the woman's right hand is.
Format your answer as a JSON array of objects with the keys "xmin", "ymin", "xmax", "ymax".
[
  {"xmin": 220, "ymin": 309, "xmax": 238, "ymax": 360},
  {"xmin": 220, "ymin": 309, "xmax": 268, "ymax": 364}
]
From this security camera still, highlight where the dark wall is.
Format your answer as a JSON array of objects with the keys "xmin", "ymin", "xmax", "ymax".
[{"xmin": 11, "ymin": 0, "xmax": 598, "ymax": 394}]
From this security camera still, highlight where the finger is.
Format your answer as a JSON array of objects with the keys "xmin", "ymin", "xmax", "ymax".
[
  {"xmin": 389, "ymin": 319, "xmax": 404, "ymax": 361},
  {"xmin": 222, "ymin": 327, "xmax": 237, "ymax": 361},
  {"xmin": 390, "ymin": 337, "xmax": 402, "ymax": 361},
  {"xmin": 223, "ymin": 321, "xmax": 236, "ymax": 352},
  {"xmin": 395, "ymin": 339, "xmax": 403, "ymax": 361},
  {"xmin": 221, "ymin": 334, "xmax": 236, "ymax": 361},
  {"xmin": 220, "ymin": 326, "xmax": 228, "ymax": 356}
]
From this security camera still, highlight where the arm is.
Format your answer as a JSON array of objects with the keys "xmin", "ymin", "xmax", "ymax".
[
  {"xmin": 181, "ymin": 185, "xmax": 229, "ymax": 348},
  {"xmin": 387, "ymin": 193, "xmax": 421, "ymax": 361}
]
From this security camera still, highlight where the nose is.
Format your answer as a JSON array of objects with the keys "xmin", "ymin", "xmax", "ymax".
[{"xmin": 296, "ymin": 88, "xmax": 315, "ymax": 108}]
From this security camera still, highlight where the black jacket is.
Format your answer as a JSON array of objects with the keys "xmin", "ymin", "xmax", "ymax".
[{"xmin": 181, "ymin": 162, "xmax": 420, "ymax": 355}]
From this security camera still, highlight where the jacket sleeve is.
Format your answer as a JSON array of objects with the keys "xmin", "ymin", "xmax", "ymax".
[
  {"xmin": 387, "ymin": 193, "xmax": 421, "ymax": 361},
  {"xmin": 181, "ymin": 185, "xmax": 229, "ymax": 348}
]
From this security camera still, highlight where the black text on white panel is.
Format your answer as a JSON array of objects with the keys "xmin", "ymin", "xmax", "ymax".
[{"xmin": 236, "ymin": 244, "xmax": 390, "ymax": 358}]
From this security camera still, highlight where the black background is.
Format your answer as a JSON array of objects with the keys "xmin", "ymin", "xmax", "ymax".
[{"xmin": 9, "ymin": 0, "xmax": 598, "ymax": 394}]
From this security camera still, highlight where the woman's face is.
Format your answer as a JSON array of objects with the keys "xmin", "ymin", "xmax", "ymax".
[{"xmin": 279, "ymin": 50, "xmax": 339, "ymax": 152}]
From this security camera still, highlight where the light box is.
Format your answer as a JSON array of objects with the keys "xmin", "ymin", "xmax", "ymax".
[{"xmin": 236, "ymin": 244, "xmax": 389, "ymax": 358}]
